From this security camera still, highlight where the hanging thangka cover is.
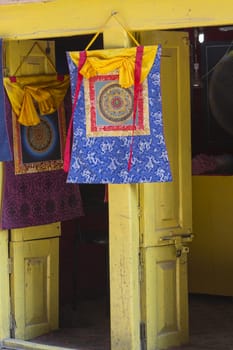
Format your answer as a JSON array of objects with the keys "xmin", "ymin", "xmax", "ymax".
[
  {"xmin": 4, "ymin": 74, "xmax": 70, "ymax": 174},
  {"xmin": 65, "ymin": 45, "xmax": 172, "ymax": 184}
]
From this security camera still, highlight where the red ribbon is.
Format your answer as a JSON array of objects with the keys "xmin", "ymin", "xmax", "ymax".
[
  {"xmin": 127, "ymin": 46, "xmax": 144, "ymax": 171},
  {"xmin": 64, "ymin": 51, "xmax": 87, "ymax": 172}
]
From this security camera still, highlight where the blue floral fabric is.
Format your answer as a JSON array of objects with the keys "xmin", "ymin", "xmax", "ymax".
[
  {"xmin": 66, "ymin": 46, "xmax": 172, "ymax": 184},
  {"xmin": 0, "ymin": 39, "xmax": 12, "ymax": 161}
]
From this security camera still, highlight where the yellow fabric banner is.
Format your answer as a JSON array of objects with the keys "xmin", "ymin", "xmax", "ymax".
[
  {"xmin": 69, "ymin": 46, "xmax": 158, "ymax": 88},
  {"xmin": 4, "ymin": 74, "xmax": 70, "ymax": 126}
]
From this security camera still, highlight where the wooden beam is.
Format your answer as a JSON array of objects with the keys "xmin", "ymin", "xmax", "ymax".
[{"xmin": 0, "ymin": 0, "xmax": 232, "ymax": 40}]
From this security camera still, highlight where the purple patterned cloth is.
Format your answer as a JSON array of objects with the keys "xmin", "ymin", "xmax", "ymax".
[{"xmin": 1, "ymin": 93, "xmax": 84, "ymax": 229}]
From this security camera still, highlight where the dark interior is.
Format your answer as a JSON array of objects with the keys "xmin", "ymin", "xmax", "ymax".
[{"xmin": 52, "ymin": 33, "xmax": 110, "ymax": 323}]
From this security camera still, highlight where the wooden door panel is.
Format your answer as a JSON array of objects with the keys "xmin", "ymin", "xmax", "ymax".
[
  {"xmin": 139, "ymin": 30, "xmax": 192, "ymax": 349},
  {"xmin": 139, "ymin": 31, "xmax": 192, "ymax": 248},
  {"xmin": 11, "ymin": 222, "xmax": 60, "ymax": 242},
  {"xmin": 140, "ymin": 245, "xmax": 189, "ymax": 350},
  {"xmin": 10, "ymin": 237, "xmax": 59, "ymax": 340},
  {"xmin": 25, "ymin": 256, "xmax": 49, "ymax": 326}
]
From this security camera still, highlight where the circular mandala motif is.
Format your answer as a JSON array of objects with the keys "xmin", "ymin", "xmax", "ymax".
[
  {"xmin": 26, "ymin": 118, "xmax": 53, "ymax": 153},
  {"xmin": 98, "ymin": 83, "xmax": 133, "ymax": 123}
]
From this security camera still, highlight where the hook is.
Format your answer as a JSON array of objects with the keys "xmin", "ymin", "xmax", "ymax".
[{"xmin": 111, "ymin": 10, "xmax": 118, "ymax": 16}]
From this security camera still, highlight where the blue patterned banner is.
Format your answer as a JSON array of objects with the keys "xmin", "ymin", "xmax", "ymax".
[
  {"xmin": 0, "ymin": 39, "xmax": 12, "ymax": 161},
  {"xmin": 66, "ymin": 46, "xmax": 172, "ymax": 184}
]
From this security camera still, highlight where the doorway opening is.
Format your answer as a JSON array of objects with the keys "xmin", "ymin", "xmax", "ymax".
[
  {"xmin": 34, "ymin": 184, "xmax": 110, "ymax": 349},
  {"xmin": 186, "ymin": 24, "xmax": 233, "ymax": 349},
  {"xmin": 30, "ymin": 34, "xmax": 111, "ymax": 350},
  {"xmin": 3, "ymin": 33, "xmax": 111, "ymax": 350}
]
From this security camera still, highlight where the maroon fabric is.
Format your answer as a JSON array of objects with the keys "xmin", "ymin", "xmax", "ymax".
[
  {"xmin": 1, "ymin": 93, "xmax": 84, "ymax": 229},
  {"xmin": 192, "ymin": 153, "xmax": 217, "ymax": 175}
]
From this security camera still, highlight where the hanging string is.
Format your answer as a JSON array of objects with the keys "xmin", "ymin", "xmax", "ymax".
[
  {"xmin": 85, "ymin": 13, "xmax": 114, "ymax": 51},
  {"xmin": 85, "ymin": 11, "xmax": 140, "ymax": 51},
  {"xmin": 111, "ymin": 12, "xmax": 140, "ymax": 47}
]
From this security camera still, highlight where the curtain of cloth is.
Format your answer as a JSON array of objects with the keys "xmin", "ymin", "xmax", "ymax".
[{"xmin": 1, "ymin": 94, "xmax": 84, "ymax": 230}]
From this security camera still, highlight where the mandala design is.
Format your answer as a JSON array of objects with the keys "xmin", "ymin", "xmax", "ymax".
[
  {"xmin": 97, "ymin": 83, "xmax": 133, "ymax": 123},
  {"xmin": 12, "ymin": 104, "xmax": 66, "ymax": 174},
  {"xmin": 26, "ymin": 118, "xmax": 53, "ymax": 153},
  {"xmin": 84, "ymin": 74, "xmax": 150, "ymax": 137}
]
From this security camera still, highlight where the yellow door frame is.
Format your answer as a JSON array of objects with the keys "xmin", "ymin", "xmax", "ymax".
[
  {"xmin": 0, "ymin": 163, "xmax": 10, "ymax": 340},
  {"xmin": 103, "ymin": 28, "xmax": 141, "ymax": 350},
  {"xmin": 108, "ymin": 184, "xmax": 141, "ymax": 350},
  {"xmin": 0, "ymin": 230, "xmax": 10, "ymax": 339}
]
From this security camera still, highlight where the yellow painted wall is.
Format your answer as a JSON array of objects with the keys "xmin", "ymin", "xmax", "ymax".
[
  {"xmin": 0, "ymin": 0, "xmax": 232, "ymax": 40},
  {"xmin": 189, "ymin": 176, "xmax": 233, "ymax": 296}
]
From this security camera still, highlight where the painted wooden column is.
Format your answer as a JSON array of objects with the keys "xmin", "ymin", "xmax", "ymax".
[
  {"xmin": 108, "ymin": 183, "xmax": 140, "ymax": 350},
  {"xmin": 0, "ymin": 163, "xmax": 10, "ymax": 340},
  {"xmin": 103, "ymin": 24, "xmax": 141, "ymax": 349},
  {"xmin": 0, "ymin": 230, "xmax": 10, "ymax": 340}
]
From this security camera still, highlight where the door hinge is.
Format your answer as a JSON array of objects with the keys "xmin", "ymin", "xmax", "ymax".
[
  {"xmin": 139, "ymin": 231, "xmax": 144, "ymax": 245},
  {"xmin": 8, "ymin": 257, "xmax": 13, "ymax": 274},
  {"xmin": 9, "ymin": 295, "xmax": 16, "ymax": 337},
  {"xmin": 138, "ymin": 206, "xmax": 144, "ymax": 245},
  {"xmin": 138, "ymin": 205, "xmax": 142, "ymax": 218},
  {"xmin": 139, "ymin": 251, "xmax": 144, "ymax": 283},
  {"xmin": 140, "ymin": 321, "xmax": 147, "ymax": 350},
  {"xmin": 10, "ymin": 311, "xmax": 16, "ymax": 337}
]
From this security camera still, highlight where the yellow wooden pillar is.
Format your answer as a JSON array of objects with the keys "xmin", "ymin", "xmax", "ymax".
[
  {"xmin": 108, "ymin": 184, "xmax": 140, "ymax": 350},
  {"xmin": 103, "ymin": 25, "xmax": 141, "ymax": 350},
  {"xmin": 0, "ymin": 230, "xmax": 10, "ymax": 340},
  {"xmin": 0, "ymin": 163, "xmax": 10, "ymax": 340}
]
